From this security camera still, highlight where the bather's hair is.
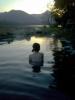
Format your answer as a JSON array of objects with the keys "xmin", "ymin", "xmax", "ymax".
[{"xmin": 32, "ymin": 43, "xmax": 40, "ymax": 52}]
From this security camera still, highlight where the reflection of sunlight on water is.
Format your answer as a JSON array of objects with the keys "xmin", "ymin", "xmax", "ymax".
[
  {"xmin": 10, "ymin": 36, "xmax": 46, "ymax": 48},
  {"xmin": 30, "ymin": 36, "xmax": 46, "ymax": 44},
  {"xmin": 0, "ymin": 36, "xmax": 55, "ymax": 96}
]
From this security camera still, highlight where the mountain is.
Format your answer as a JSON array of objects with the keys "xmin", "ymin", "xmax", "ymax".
[
  {"xmin": 32, "ymin": 11, "xmax": 50, "ymax": 24},
  {"xmin": 0, "ymin": 10, "xmax": 50, "ymax": 25}
]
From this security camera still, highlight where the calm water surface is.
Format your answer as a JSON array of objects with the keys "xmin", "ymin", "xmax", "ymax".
[{"xmin": 0, "ymin": 36, "xmax": 65, "ymax": 99}]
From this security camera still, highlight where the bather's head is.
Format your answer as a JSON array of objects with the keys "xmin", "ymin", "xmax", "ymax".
[{"xmin": 32, "ymin": 43, "xmax": 40, "ymax": 52}]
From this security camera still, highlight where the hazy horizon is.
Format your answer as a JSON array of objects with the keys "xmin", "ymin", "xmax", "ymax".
[{"xmin": 0, "ymin": 9, "xmax": 50, "ymax": 14}]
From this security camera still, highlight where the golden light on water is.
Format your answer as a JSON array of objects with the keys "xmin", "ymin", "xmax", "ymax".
[{"xmin": 31, "ymin": 36, "xmax": 45, "ymax": 44}]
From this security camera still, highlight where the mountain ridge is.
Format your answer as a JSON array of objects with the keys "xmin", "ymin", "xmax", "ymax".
[{"xmin": 0, "ymin": 10, "xmax": 50, "ymax": 25}]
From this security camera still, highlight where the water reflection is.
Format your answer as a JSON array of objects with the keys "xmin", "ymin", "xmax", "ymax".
[
  {"xmin": 0, "ymin": 35, "xmax": 70, "ymax": 99},
  {"xmin": 50, "ymin": 38, "xmax": 75, "ymax": 99},
  {"xmin": 0, "ymin": 35, "xmax": 55, "ymax": 98},
  {"xmin": 24, "ymin": 36, "xmax": 31, "ymax": 41},
  {"xmin": 30, "ymin": 36, "xmax": 46, "ymax": 44},
  {"xmin": 0, "ymin": 33, "xmax": 32, "ymax": 45},
  {"xmin": 0, "ymin": 32, "xmax": 14, "ymax": 45}
]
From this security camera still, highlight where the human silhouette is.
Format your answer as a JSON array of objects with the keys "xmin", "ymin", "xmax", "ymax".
[{"xmin": 29, "ymin": 43, "xmax": 44, "ymax": 74}]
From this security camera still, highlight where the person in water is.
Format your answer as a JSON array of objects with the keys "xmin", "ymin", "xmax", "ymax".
[{"xmin": 29, "ymin": 43, "xmax": 44, "ymax": 73}]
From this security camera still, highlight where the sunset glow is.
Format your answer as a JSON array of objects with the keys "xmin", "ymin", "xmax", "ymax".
[{"xmin": 0, "ymin": 0, "xmax": 54, "ymax": 14}]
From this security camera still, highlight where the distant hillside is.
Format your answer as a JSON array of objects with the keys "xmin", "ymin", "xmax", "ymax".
[
  {"xmin": 0, "ymin": 10, "xmax": 51, "ymax": 25},
  {"xmin": 32, "ymin": 11, "xmax": 50, "ymax": 24}
]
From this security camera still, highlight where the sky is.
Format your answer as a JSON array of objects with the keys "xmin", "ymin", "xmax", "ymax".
[{"xmin": 0, "ymin": 0, "xmax": 54, "ymax": 14}]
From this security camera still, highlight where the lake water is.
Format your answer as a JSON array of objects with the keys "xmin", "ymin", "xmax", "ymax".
[{"xmin": 0, "ymin": 36, "xmax": 67, "ymax": 99}]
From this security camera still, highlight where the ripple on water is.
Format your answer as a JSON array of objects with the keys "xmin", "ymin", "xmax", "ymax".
[{"xmin": 0, "ymin": 37, "xmax": 56, "ymax": 99}]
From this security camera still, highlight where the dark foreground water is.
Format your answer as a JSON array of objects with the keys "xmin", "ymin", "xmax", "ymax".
[{"xmin": 0, "ymin": 36, "xmax": 69, "ymax": 100}]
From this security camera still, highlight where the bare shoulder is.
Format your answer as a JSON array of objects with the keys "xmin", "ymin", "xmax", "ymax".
[{"xmin": 39, "ymin": 52, "xmax": 44, "ymax": 56}]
